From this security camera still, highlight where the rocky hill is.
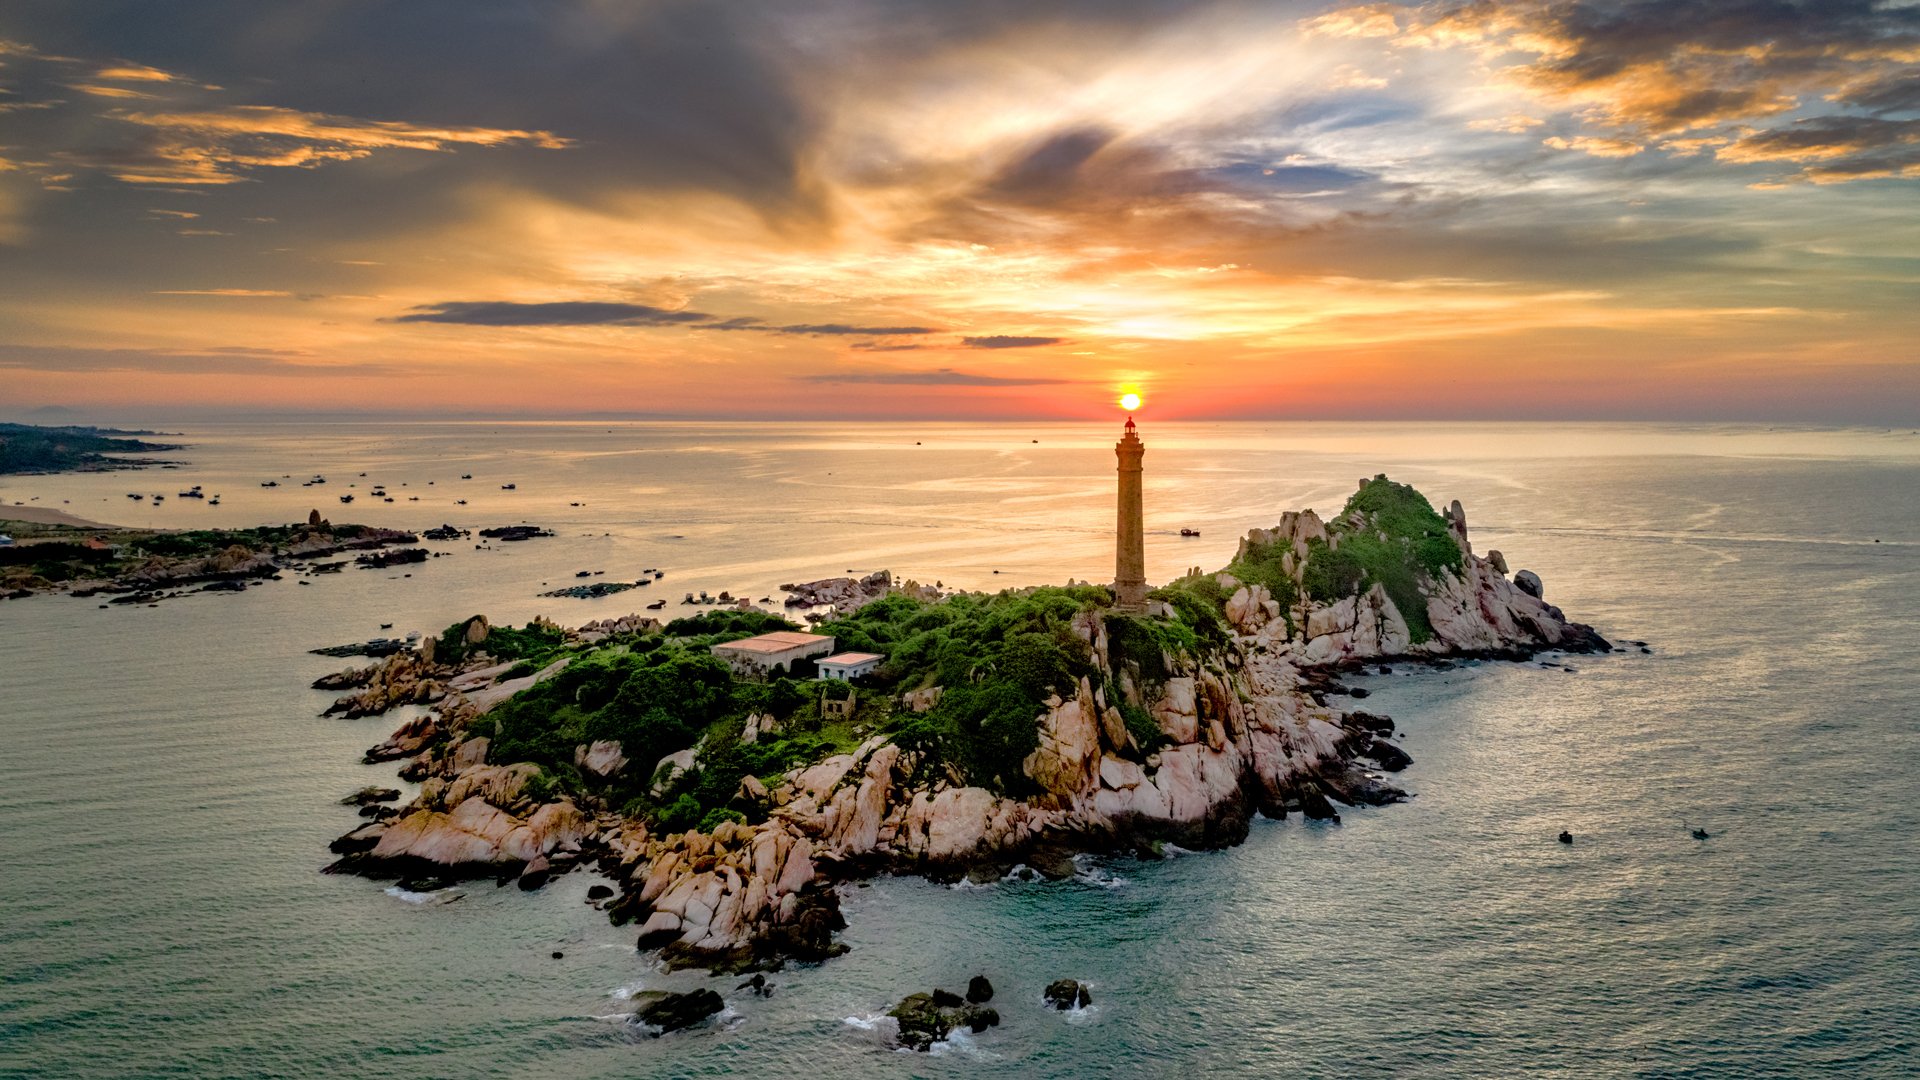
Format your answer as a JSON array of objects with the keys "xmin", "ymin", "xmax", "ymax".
[{"xmin": 322, "ymin": 476, "xmax": 1607, "ymax": 973}]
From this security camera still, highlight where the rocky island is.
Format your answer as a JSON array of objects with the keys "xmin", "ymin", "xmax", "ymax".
[
  {"xmin": 320, "ymin": 473, "xmax": 1608, "ymax": 1031},
  {"xmin": 0, "ymin": 509, "xmax": 419, "ymax": 602}
]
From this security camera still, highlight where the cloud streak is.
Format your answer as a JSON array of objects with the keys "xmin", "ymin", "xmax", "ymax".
[
  {"xmin": 798, "ymin": 368, "xmax": 1069, "ymax": 386},
  {"xmin": 390, "ymin": 300, "xmax": 939, "ymax": 337},
  {"xmin": 962, "ymin": 335, "xmax": 1066, "ymax": 348}
]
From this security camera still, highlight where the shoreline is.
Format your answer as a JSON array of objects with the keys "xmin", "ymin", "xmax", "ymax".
[{"xmin": 0, "ymin": 505, "xmax": 128, "ymax": 530}]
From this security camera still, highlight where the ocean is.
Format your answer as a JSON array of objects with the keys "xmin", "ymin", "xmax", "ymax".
[{"xmin": 1, "ymin": 420, "xmax": 1915, "ymax": 1078}]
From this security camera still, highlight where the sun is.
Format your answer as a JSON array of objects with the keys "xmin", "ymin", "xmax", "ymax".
[{"xmin": 1119, "ymin": 392, "xmax": 1142, "ymax": 412}]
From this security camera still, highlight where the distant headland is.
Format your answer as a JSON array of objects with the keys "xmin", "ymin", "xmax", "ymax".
[
  {"xmin": 0, "ymin": 422, "xmax": 180, "ymax": 475},
  {"xmin": 314, "ymin": 418, "xmax": 1610, "ymax": 1043}
]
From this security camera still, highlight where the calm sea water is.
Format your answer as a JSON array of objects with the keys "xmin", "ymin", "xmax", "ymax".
[{"xmin": 2, "ymin": 421, "xmax": 1916, "ymax": 1079}]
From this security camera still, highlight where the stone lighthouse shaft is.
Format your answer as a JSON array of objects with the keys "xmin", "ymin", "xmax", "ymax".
[{"xmin": 1113, "ymin": 416, "xmax": 1148, "ymax": 613}]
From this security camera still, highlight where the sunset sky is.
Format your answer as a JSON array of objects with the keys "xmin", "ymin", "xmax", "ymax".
[{"xmin": 1, "ymin": 1, "xmax": 1916, "ymax": 421}]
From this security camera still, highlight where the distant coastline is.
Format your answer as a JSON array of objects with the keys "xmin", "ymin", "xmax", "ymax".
[{"xmin": 0, "ymin": 422, "xmax": 182, "ymax": 476}]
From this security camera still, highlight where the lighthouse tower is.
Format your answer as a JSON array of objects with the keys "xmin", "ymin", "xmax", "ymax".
[{"xmin": 1113, "ymin": 415, "xmax": 1148, "ymax": 613}]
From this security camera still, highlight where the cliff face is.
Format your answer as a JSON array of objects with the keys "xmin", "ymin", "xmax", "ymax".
[{"xmin": 325, "ymin": 479, "xmax": 1607, "ymax": 973}]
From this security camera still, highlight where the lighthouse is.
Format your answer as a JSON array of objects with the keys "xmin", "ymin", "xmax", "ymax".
[{"xmin": 1113, "ymin": 414, "xmax": 1148, "ymax": 613}]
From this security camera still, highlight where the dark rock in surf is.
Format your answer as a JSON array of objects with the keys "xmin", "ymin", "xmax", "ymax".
[
  {"xmin": 967, "ymin": 975, "xmax": 994, "ymax": 1004},
  {"xmin": 632, "ymin": 989, "xmax": 723, "ymax": 1034},
  {"xmin": 1363, "ymin": 737, "xmax": 1413, "ymax": 772},
  {"xmin": 1044, "ymin": 978, "xmax": 1092, "ymax": 1010}
]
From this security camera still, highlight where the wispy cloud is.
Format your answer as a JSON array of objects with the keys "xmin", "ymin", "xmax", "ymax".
[
  {"xmin": 392, "ymin": 300, "xmax": 712, "ymax": 326},
  {"xmin": 961, "ymin": 335, "xmax": 1066, "ymax": 349},
  {"xmin": 0, "ymin": 343, "xmax": 396, "ymax": 377},
  {"xmin": 152, "ymin": 288, "xmax": 292, "ymax": 297},
  {"xmin": 390, "ymin": 301, "xmax": 939, "ymax": 337},
  {"xmin": 86, "ymin": 105, "xmax": 571, "ymax": 185},
  {"xmin": 92, "ymin": 63, "xmax": 183, "ymax": 83},
  {"xmin": 798, "ymin": 368, "xmax": 1068, "ymax": 386}
]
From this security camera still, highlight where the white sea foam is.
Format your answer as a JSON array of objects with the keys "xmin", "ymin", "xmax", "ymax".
[
  {"xmin": 382, "ymin": 885, "xmax": 443, "ymax": 905},
  {"xmin": 1063, "ymin": 1002, "xmax": 1104, "ymax": 1025},
  {"xmin": 841, "ymin": 1012, "xmax": 893, "ymax": 1032},
  {"xmin": 1070, "ymin": 854, "xmax": 1129, "ymax": 888}
]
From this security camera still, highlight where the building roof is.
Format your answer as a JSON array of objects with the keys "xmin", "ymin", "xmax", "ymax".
[
  {"xmin": 820, "ymin": 652, "xmax": 884, "ymax": 666},
  {"xmin": 711, "ymin": 631, "xmax": 833, "ymax": 655}
]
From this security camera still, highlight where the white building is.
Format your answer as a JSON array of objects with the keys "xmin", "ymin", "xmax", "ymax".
[
  {"xmin": 710, "ymin": 631, "xmax": 836, "ymax": 676},
  {"xmin": 817, "ymin": 651, "xmax": 884, "ymax": 681}
]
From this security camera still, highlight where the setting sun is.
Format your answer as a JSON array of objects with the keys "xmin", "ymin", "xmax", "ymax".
[{"xmin": 1119, "ymin": 393, "xmax": 1142, "ymax": 412}]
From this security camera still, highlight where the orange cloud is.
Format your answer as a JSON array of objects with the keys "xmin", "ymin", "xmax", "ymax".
[
  {"xmin": 93, "ymin": 63, "xmax": 182, "ymax": 83},
  {"xmin": 1320, "ymin": 0, "xmax": 1920, "ymax": 181},
  {"xmin": 96, "ymin": 105, "xmax": 572, "ymax": 184},
  {"xmin": 1543, "ymin": 134, "xmax": 1642, "ymax": 157}
]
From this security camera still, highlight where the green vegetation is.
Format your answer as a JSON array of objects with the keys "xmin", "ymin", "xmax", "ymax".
[
  {"xmin": 820, "ymin": 586, "xmax": 1110, "ymax": 794},
  {"xmin": 436, "ymin": 617, "xmax": 574, "ymax": 668},
  {"xmin": 0, "ymin": 422, "xmax": 177, "ymax": 474},
  {"xmin": 662, "ymin": 609, "xmax": 796, "ymax": 640},
  {"xmin": 1148, "ymin": 474, "xmax": 1464, "ymax": 646},
  {"xmin": 0, "ymin": 540, "xmax": 116, "ymax": 584},
  {"xmin": 1219, "ymin": 541, "xmax": 1302, "ymax": 630},
  {"xmin": 466, "ymin": 610, "xmax": 877, "ymax": 832},
  {"xmin": 472, "ymin": 583, "xmax": 1215, "ymax": 828},
  {"xmin": 1301, "ymin": 475, "xmax": 1463, "ymax": 643}
]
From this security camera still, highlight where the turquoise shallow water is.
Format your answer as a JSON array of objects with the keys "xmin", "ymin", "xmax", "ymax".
[{"xmin": 1, "ymin": 421, "xmax": 1916, "ymax": 1078}]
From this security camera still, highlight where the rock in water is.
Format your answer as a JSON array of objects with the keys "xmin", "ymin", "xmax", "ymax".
[
  {"xmin": 1363, "ymin": 738, "xmax": 1413, "ymax": 772},
  {"xmin": 967, "ymin": 975, "xmax": 994, "ymax": 1003},
  {"xmin": 632, "ymin": 989, "xmax": 724, "ymax": 1034},
  {"xmin": 517, "ymin": 854, "xmax": 552, "ymax": 891},
  {"xmin": 888, "ymin": 990, "xmax": 1000, "ymax": 1051},
  {"xmin": 1044, "ymin": 978, "xmax": 1092, "ymax": 1010},
  {"xmin": 889, "ymin": 993, "xmax": 953, "ymax": 1051}
]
